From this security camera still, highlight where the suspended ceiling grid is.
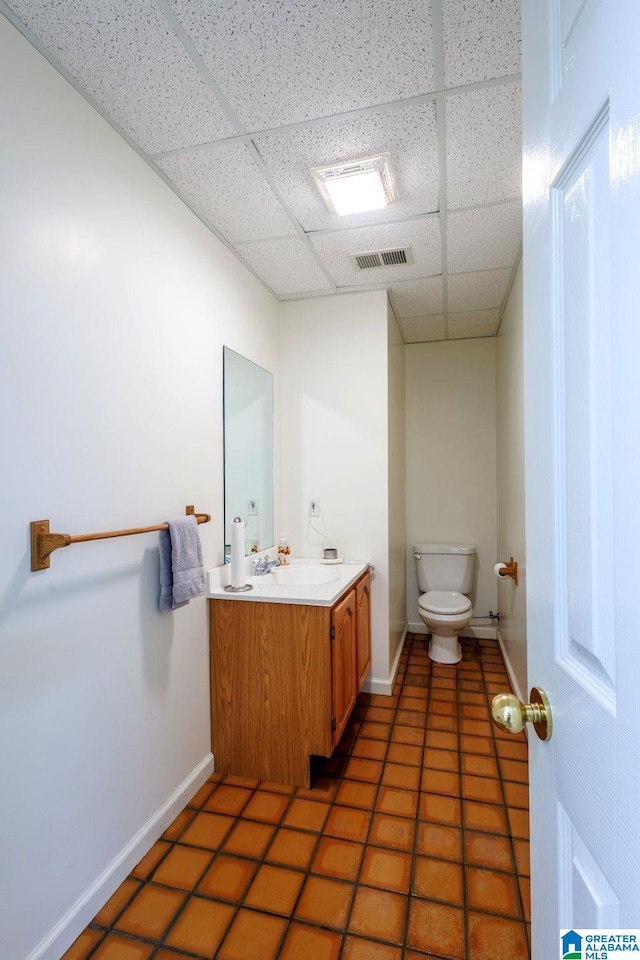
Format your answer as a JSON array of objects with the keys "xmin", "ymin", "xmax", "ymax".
[{"xmin": 1, "ymin": 0, "xmax": 522, "ymax": 342}]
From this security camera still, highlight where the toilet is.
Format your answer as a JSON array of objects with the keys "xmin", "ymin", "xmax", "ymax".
[{"xmin": 414, "ymin": 542, "xmax": 476, "ymax": 664}]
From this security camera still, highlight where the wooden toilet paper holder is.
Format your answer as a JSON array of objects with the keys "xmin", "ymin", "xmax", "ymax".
[{"xmin": 497, "ymin": 557, "xmax": 519, "ymax": 586}]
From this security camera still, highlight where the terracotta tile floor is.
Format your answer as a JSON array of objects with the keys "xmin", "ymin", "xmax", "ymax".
[{"xmin": 63, "ymin": 635, "xmax": 530, "ymax": 960}]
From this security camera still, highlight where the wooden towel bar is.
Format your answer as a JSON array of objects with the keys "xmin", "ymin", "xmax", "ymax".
[{"xmin": 30, "ymin": 504, "xmax": 210, "ymax": 571}]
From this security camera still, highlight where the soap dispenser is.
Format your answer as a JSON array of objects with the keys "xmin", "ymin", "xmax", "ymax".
[{"xmin": 278, "ymin": 533, "xmax": 291, "ymax": 565}]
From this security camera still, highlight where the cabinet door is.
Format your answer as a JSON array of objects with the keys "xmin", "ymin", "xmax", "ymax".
[
  {"xmin": 331, "ymin": 589, "xmax": 356, "ymax": 747},
  {"xmin": 355, "ymin": 573, "xmax": 371, "ymax": 689}
]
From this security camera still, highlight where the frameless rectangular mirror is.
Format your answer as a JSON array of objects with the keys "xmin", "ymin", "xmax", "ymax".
[{"xmin": 223, "ymin": 347, "xmax": 274, "ymax": 559}]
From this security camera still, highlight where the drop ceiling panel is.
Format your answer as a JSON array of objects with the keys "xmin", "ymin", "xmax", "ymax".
[
  {"xmin": 235, "ymin": 237, "xmax": 334, "ymax": 297},
  {"xmin": 5, "ymin": 0, "xmax": 235, "ymax": 154},
  {"xmin": 168, "ymin": 0, "xmax": 436, "ymax": 131},
  {"xmin": 309, "ymin": 218, "xmax": 442, "ymax": 288},
  {"xmin": 5, "ymin": 0, "xmax": 524, "ymax": 342},
  {"xmin": 447, "ymin": 268, "xmax": 513, "ymax": 312},
  {"xmin": 400, "ymin": 316, "xmax": 446, "ymax": 343},
  {"xmin": 279, "ymin": 288, "xmax": 341, "ymax": 301},
  {"xmin": 447, "ymin": 202, "xmax": 521, "ymax": 273},
  {"xmin": 442, "ymin": 0, "xmax": 521, "ymax": 88},
  {"xmin": 446, "ymin": 83, "xmax": 522, "ymax": 209},
  {"xmin": 448, "ymin": 310, "xmax": 500, "ymax": 339},
  {"xmin": 388, "ymin": 277, "xmax": 444, "ymax": 318},
  {"xmin": 157, "ymin": 143, "xmax": 296, "ymax": 243},
  {"xmin": 254, "ymin": 102, "xmax": 439, "ymax": 232}
]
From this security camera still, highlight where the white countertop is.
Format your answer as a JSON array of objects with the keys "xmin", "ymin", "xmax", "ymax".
[{"xmin": 207, "ymin": 558, "xmax": 370, "ymax": 607}]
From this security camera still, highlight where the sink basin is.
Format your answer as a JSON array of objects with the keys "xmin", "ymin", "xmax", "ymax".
[
  {"xmin": 270, "ymin": 565, "xmax": 340, "ymax": 586},
  {"xmin": 209, "ymin": 558, "xmax": 369, "ymax": 606}
]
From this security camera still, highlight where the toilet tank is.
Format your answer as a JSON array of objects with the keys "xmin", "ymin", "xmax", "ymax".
[{"xmin": 414, "ymin": 542, "xmax": 476, "ymax": 594}]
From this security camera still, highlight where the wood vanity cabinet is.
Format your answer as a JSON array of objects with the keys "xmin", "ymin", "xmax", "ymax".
[
  {"xmin": 330, "ymin": 589, "xmax": 357, "ymax": 749},
  {"xmin": 208, "ymin": 570, "xmax": 371, "ymax": 788},
  {"xmin": 356, "ymin": 573, "xmax": 372, "ymax": 688}
]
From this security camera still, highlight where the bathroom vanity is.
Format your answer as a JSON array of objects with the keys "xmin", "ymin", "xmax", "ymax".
[{"xmin": 207, "ymin": 561, "xmax": 371, "ymax": 788}]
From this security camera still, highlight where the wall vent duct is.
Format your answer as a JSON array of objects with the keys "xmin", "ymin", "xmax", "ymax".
[{"xmin": 351, "ymin": 247, "xmax": 413, "ymax": 270}]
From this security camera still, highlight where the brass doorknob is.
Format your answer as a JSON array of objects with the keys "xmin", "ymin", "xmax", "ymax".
[{"xmin": 491, "ymin": 687, "xmax": 552, "ymax": 741}]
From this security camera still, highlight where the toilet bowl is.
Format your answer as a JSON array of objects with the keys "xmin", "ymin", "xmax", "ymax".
[
  {"xmin": 417, "ymin": 590, "xmax": 473, "ymax": 664},
  {"xmin": 414, "ymin": 543, "xmax": 476, "ymax": 664}
]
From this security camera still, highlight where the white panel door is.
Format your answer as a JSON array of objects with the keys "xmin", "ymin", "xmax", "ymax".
[{"xmin": 523, "ymin": 1, "xmax": 640, "ymax": 958}]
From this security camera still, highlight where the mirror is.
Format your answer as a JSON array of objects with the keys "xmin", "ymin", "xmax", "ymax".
[{"xmin": 223, "ymin": 347, "xmax": 274, "ymax": 559}]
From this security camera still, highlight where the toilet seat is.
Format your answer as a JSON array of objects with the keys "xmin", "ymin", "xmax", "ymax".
[{"xmin": 418, "ymin": 590, "xmax": 472, "ymax": 616}]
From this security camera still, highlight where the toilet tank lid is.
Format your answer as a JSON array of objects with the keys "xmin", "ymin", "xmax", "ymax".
[{"xmin": 413, "ymin": 542, "xmax": 475, "ymax": 555}]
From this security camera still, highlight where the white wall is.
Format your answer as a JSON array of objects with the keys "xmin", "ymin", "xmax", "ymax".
[
  {"xmin": 405, "ymin": 338, "xmax": 498, "ymax": 630},
  {"xmin": 279, "ymin": 290, "xmax": 396, "ymax": 686},
  {"xmin": 0, "ymin": 19, "xmax": 280, "ymax": 960},
  {"xmin": 495, "ymin": 263, "xmax": 527, "ymax": 698},
  {"xmin": 387, "ymin": 301, "xmax": 407, "ymax": 672}
]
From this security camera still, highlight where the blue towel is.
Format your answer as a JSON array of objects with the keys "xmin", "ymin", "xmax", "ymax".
[{"xmin": 158, "ymin": 515, "xmax": 205, "ymax": 613}]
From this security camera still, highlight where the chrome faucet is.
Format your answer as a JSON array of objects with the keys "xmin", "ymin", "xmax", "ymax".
[{"xmin": 253, "ymin": 555, "xmax": 282, "ymax": 576}]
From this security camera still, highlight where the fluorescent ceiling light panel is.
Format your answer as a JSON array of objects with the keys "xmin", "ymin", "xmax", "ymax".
[
  {"xmin": 325, "ymin": 170, "xmax": 387, "ymax": 215},
  {"xmin": 312, "ymin": 153, "xmax": 398, "ymax": 216}
]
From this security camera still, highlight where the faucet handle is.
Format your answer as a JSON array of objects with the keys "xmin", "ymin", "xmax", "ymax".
[{"xmin": 253, "ymin": 554, "xmax": 279, "ymax": 575}]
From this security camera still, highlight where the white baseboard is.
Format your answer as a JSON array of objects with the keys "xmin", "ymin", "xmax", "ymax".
[
  {"xmin": 362, "ymin": 626, "xmax": 407, "ymax": 695},
  {"xmin": 497, "ymin": 629, "xmax": 524, "ymax": 702},
  {"xmin": 462, "ymin": 625, "xmax": 498, "ymax": 641},
  {"xmin": 407, "ymin": 621, "xmax": 497, "ymax": 641},
  {"xmin": 29, "ymin": 753, "xmax": 215, "ymax": 960}
]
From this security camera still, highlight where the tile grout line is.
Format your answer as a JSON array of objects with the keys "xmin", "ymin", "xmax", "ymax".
[
  {"xmin": 90, "ymin": 778, "xmax": 253, "ymax": 960},
  {"xmin": 174, "ymin": 774, "xmax": 328, "ymax": 958},
  {"xmin": 458, "ymin": 638, "xmax": 473, "ymax": 960},
  {"xmin": 74, "ymin": 634, "xmax": 529, "ymax": 960},
  {"xmin": 91, "ymin": 775, "xmax": 292, "ymax": 959},
  {"xmin": 466, "ymin": 640, "xmax": 529, "ymax": 938},
  {"xmin": 348, "ymin": 644, "xmax": 411, "ymax": 950},
  {"xmin": 394, "ymin": 639, "xmax": 420, "ymax": 959},
  {"xmin": 336, "ymin": 654, "xmax": 399, "ymax": 954},
  {"xmin": 477, "ymin": 641, "xmax": 529, "ymax": 927},
  {"xmin": 484, "ymin": 641, "xmax": 532, "ymax": 945},
  {"xmin": 203, "ymin": 778, "xmax": 321, "ymax": 960},
  {"xmin": 403, "ymin": 633, "xmax": 433, "ymax": 957}
]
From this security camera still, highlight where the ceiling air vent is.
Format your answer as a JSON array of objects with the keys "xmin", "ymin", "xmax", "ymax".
[
  {"xmin": 350, "ymin": 247, "xmax": 414, "ymax": 271},
  {"xmin": 355, "ymin": 253, "xmax": 383, "ymax": 270},
  {"xmin": 382, "ymin": 249, "xmax": 407, "ymax": 266}
]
